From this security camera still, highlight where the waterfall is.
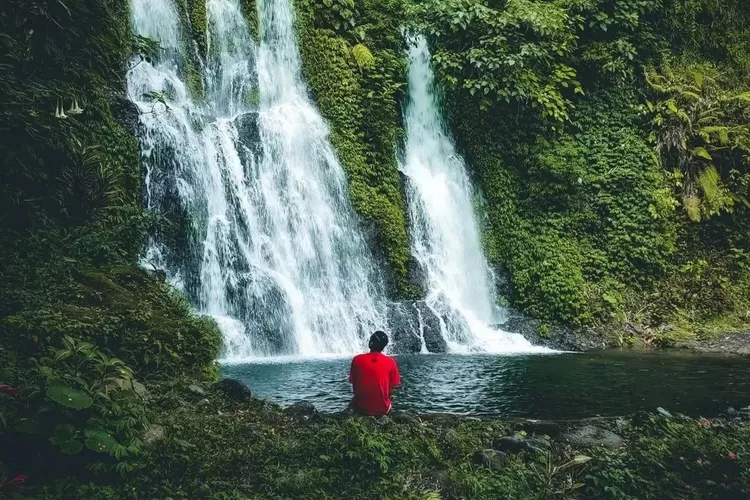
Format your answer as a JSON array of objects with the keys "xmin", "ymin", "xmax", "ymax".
[
  {"xmin": 128, "ymin": 0, "xmax": 387, "ymax": 359},
  {"xmin": 400, "ymin": 35, "xmax": 548, "ymax": 353}
]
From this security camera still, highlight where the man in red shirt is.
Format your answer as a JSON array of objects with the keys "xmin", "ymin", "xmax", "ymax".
[{"xmin": 348, "ymin": 331, "xmax": 401, "ymax": 416}]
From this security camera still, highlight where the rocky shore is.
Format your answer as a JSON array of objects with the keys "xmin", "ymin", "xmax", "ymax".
[{"xmin": 13, "ymin": 378, "xmax": 748, "ymax": 499}]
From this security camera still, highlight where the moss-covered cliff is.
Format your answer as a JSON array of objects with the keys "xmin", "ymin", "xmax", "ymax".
[{"xmin": 293, "ymin": 0, "xmax": 418, "ymax": 297}]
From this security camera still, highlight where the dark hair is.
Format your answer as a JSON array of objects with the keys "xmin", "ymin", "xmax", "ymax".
[{"xmin": 368, "ymin": 331, "xmax": 389, "ymax": 352}]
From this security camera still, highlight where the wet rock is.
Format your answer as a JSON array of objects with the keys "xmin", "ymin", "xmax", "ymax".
[
  {"xmin": 387, "ymin": 302, "xmax": 422, "ymax": 353},
  {"xmin": 188, "ymin": 384, "xmax": 207, "ymax": 396},
  {"xmin": 472, "ymin": 449, "xmax": 507, "ymax": 469},
  {"xmin": 677, "ymin": 332, "xmax": 750, "ymax": 355},
  {"xmin": 213, "ymin": 378, "xmax": 252, "ymax": 403},
  {"xmin": 391, "ymin": 410, "xmax": 419, "ymax": 425},
  {"xmin": 144, "ymin": 424, "xmax": 166, "ymax": 445},
  {"xmin": 233, "ymin": 111, "xmax": 260, "ymax": 148},
  {"xmin": 494, "ymin": 434, "xmax": 528, "ymax": 453},
  {"xmin": 285, "ymin": 401, "xmax": 319, "ymax": 424},
  {"xmin": 387, "ymin": 301, "xmax": 447, "ymax": 353},
  {"xmin": 562, "ymin": 425, "xmax": 623, "ymax": 449},
  {"xmin": 500, "ymin": 309, "xmax": 607, "ymax": 351}
]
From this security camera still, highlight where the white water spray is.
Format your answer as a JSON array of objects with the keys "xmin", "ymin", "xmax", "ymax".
[
  {"xmin": 400, "ymin": 35, "xmax": 549, "ymax": 353},
  {"xmin": 129, "ymin": 0, "xmax": 387, "ymax": 359}
]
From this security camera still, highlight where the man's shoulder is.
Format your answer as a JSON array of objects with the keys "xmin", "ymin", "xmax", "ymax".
[{"xmin": 352, "ymin": 353, "xmax": 368, "ymax": 364}]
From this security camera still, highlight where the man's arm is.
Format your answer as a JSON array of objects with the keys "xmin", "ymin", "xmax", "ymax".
[
  {"xmin": 348, "ymin": 358, "xmax": 356, "ymax": 384},
  {"xmin": 389, "ymin": 360, "xmax": 401, "ymax": 396}
]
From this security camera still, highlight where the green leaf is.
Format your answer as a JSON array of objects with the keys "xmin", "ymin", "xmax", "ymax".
[
  {"xmin": 691, "ymin": 147, "xmax": 712, "ymax": 161},
  {"xmin": 53, "ymin": 423, "xmax": 77, "ymax": 442},
  {"xmin": 84, "ymin": 428, "xmax": 118, "ymax": 454},
  {"xmin": 570, "ymin": 455, "xmax": 592, "ymax": 465},
  {"xmin": 58, "ymin": 439, "xmax": 83, "ymax": 454},
  {"xmin": 46, "ymin": 385, "xmax": 93, "ymax": 410}
]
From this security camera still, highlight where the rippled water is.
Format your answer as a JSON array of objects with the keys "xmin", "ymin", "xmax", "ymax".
[{"xmin": 222, "ymin": 351, "xmax": 750, "ymax": 418}]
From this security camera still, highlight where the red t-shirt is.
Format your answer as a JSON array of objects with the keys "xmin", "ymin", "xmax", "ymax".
[{"xmin": 349, "ymin": 352, "xmax": 401, "ymax": 416}]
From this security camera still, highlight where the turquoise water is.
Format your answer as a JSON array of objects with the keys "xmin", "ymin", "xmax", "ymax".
[{"xmin": 222, "ymin": 350, "xmax": 750, "ymax": 419}]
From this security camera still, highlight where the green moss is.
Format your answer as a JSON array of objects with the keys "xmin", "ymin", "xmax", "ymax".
[
  {"xmin": 185, "ymin": 0, "xmax": 208, "ymax": 59},
  {"xmin": 294, "ymin": 0, "xmax": 415, "ymax": 297},
  {"xmin": 239, "ymin": 0, "xmax": 259, "ymax": 41}
]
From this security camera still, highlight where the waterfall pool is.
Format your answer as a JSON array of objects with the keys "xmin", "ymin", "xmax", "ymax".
[{"xmin": 222, "ymin": 350, "xmax": 750, "ymax": 419}]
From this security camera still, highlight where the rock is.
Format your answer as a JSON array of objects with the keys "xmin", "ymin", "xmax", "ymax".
[
  {"xmin": 562, "ymin": 425, "xmax": 623, "ymax": 450},
  {"xmin": 501, "ymin": 309, "xmax": 607, "ymax": 351},
  {"xmin": 144, "ymin": 424, "xmax": 166, "ymax": 445},
  {"xmin": 420, "ymin": 412, "xmax": 461, "ymax": 426},
  {"xmin": 285, "ymin": 401, "xmax": 319, "ymax": 424},
  {"xmin": 525, "ymin": 436, "xmax": 551, "ymax": 451},
  {"xmin": 656, "ymin": 407, "xmax": 673, "ymax": 419},
  {"xmin": 213, "ymin": 378, "xmax": 252, "ymax": 403},
  {"xmin": 472, "ymin": 449, "xmax": 507, "ymax": 469},
  {"xmin": 676, "ymin": 332, "xmax": 750, "ymax": 355},
  {"xmin": 387, "ymin": 300, "xmax": 447, "ymax": 353},
  {"xmin": 391, "ymin": 410, "xmax": 419, "ymax": 425},
  {"xmin": 494, "ymin": 434, "xmax": 528, "ymax": 453},
  {"xmin": 132, "ymin": 380, "xmax": 148, "ymax": 399},
  {"xmin": 387, "ymin": 302, "xmax": 423, "ymax": 353},
  {"xmin": 245, "ymin": 422, "xmax": 262, "ymax": 439},
  {"xmin": 233, "ymin": 111, "xmax": 260, "ymax": 147},
  {"xmin": 376, "ymin": 415, "xmax": 392, "ymax": 426},
  {"xmin": 196, "ymin": 398, "xmax": 212, "ymax": 410},
  {"xmin": 188, "ymin": 384, "xmax": 207, "ymax": 396}
]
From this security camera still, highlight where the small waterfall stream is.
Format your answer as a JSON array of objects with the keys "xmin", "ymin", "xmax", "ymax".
[
  {"xmin": 129, "ymin": 0, "xmax": 386, "ymax": 359},
  {"xmin": 400, "ymin": 35, "xmax": 548, "ymax": 353}
]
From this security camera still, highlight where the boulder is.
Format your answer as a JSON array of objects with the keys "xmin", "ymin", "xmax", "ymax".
[
  {"xmin": 500, "ymin": 309, "xmax": 607, "ymax": 351},
  {"xmin": 472, "ymin": 449, "xmax": 507, "ymax": 469},
  {"xmin": 285, "ymin": 401, "xmax": 319, "ymax": 424},
  {"xmin": 562, "ymin": 425, "xmax": 623, "ymax": 449},
  {"xmin": 391, "ymin": 410, "xmax": 419, "ymax": 425},
  {"xmin": 213, "ymin": 378, "xmax": 252, "ymax": 403},
  {"xmin": 386, "ymin": 300, "xmax": 447, "ymax": 354},
  {"xmin": 144, "ymin": 424, "xmax": 166, "ymax": 445},
  {"xmin": 494, "ymin": 434, "xmax": 528, "ymax": 453},
  {"xmin": 233, "ymin": 111, "xmax": 260, "ymax": 148},
  {"xmin": 376, "ymin": 415, "xmax": 392, "ymax": 426},
  {"xmin": 525, "ymin": 436, "xmax": 551, "ymax": 452}
]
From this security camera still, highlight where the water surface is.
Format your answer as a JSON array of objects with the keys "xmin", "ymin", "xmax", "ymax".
[{"xmin": 222, "ymin": 350, "xmax": 750, "ymax": 419}]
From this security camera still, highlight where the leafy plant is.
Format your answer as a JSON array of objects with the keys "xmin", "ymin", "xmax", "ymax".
[
  {"xmin": 646, "ymin": 63, "xmax": 750, "ymax": 222},
  {"xmin": 12, "ymin": 336, "xmax": 148, "ymax": 474}
]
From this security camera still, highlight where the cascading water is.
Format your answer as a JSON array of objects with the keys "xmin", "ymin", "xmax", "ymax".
[
  {"xmin": 400, "ymin": 35, "xmax": 549, "ymax": 353},
  {"xmin": 129, "ymin": 0, "xmax": 387, "ymax": 359}
]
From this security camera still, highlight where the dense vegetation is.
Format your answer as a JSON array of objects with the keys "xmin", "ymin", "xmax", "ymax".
[
  {"xmin": 411, "ymin": 0, "xmax": 750, "ymax": 344},
  {"xmin": 1, "ymin": 0, "xmax": 749, "ymax": 497}
]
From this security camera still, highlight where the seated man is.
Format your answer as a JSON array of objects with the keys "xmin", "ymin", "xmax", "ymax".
[{"xmin": 348, "ymin": 331, "xmax": 401, "ymax": 416}]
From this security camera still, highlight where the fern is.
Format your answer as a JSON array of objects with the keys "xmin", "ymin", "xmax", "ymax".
[
  {"xmin": 697, "ymin": 166, "xmax": 721, "ymax": 207},
  {"xmin": 683, "ymin": 194, "xmax": 702, "ymax": 222}
]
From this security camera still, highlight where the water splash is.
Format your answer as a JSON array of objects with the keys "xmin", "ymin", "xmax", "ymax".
[
  {"xmin": 129, "ymin": 0, "xmax": 387, "ymax": 359},
  {"xmin": 400, "ymin": 35, "xmax": 550, "ymax": 354}
]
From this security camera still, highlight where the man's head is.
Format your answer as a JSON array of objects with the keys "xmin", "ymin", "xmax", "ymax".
[{"xmin": 368, "ymin": 331, "xmax": 389, "ymax": 352}]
